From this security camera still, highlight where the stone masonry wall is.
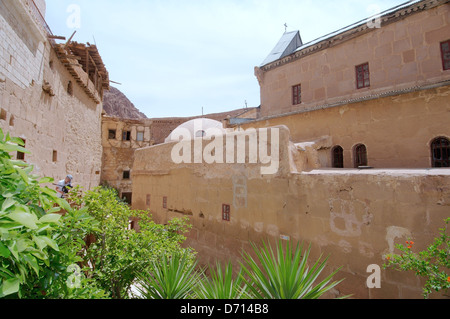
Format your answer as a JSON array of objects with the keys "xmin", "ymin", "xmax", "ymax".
[
  {"xmin": 132, "ymin": 126, "xmax": 450, "ymax": 299},
  {"xmin": 0, "ymin": 0, "xmax": 103, "ymax": 190},
  {"xmin": 258, "ymin": 2, "xmax": 450, "ymax": 118}
]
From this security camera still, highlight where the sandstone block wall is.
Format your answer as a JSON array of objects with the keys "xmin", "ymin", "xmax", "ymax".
[
  {"xmin": 101, "ymin": 116, "xmax": 153, "ymax": 197},
  {"xmin": 132, "ymin": 126, "xmax": 450, "ymax": 299},
  {"xmin": 0, "ymin": 0, "xmax": 103, "ymax": 190},
  {"xmin": 258, "ymin": 2, "xmax": 450, "ymax": 118},
  {"xmin": 239, "ymin": 84, "xmax": 450, "ymax": 169}
]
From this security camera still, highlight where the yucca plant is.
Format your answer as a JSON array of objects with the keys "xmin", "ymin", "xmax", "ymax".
[
  {"xmin": 135, "ymin": 250, "xmax": 201, "ymax": 299},
  {"xmin": 196, "ymin": 261, "xmax": 249, "ymax": 299},
  {"xmin": 240, "ymin": 240, "xmax": 344, "ymax": 299}
]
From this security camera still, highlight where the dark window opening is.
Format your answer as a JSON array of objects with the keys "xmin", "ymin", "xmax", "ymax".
[
  {"xmin": 123, "ymin": 130, "xmax": 131, "ymax": 141},
  {"xmin": 67, "ymin": 81, "xmax": 73, "ymax": 96},
  {"xmin": 332, "ymin": 146, "xmax": 344, "ymax": 168},
  {"xmin": 354, "ymin": 144, "xmax": 368, "ymax": 168},
  {"xmin": 441, "ymin": 39, "xmax": 450, "ymax": 71},
  {"xmin": 222, "ymin": 204, "xmax": 231, "ymax": 222},
  {"xmin": 122, "ymin": 192, "xmax": 132, "ymax": 205},
  {"xmin": 17, "ymin": 139, "xmax": 26, "ymax": 161},
  {"xmin": 108, "ymin": 129, "xmax": 116, "ymax": 139},
  {"xmin": 431, "ymin": 137, "xmax": 450, "ymax": 167},
  {"xmin": 292, "ymin": 84, "xmax": 301, "ymax": 105},
  {"xmin": 0, "ymin": 109, "xmax": 7, "ymax": 121},
  {"xmin": 123, "ymin": 170, "xmax": 130, "ymax": 179},
  {"xmin": 52, "ymin": 150, "xmax": 57, "ymax": 162},
  {"xmin": 356, "ymin": 63, "xmax": 370, "ymax": 89}
]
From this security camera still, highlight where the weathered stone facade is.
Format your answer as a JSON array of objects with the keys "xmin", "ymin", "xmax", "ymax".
[
  {"xmin": 101, "ymin": 116, "xmax": 153, "ymax": 203},
  {"xmin": 131, "ymin": 0, "xmax": 450, "ymax": 299},
  {"xmin": 0, "ymin": 0, "xmax": 107, "ymax": 190},
  {"xmin": 256, "ymin": 0, "xmax": 450, "ymax": 118},
  {"xmin": 132, "ymin": 126, "xmax": 450, "ymax": 299},
  {"xmin": 100, "ymin": 107, "xmax": 258, "ymax": 200}
]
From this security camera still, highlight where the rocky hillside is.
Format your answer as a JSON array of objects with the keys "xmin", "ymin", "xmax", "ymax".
[{"xmin": 103, "ymin": 86, "xmax": 147, "ymax": 119}]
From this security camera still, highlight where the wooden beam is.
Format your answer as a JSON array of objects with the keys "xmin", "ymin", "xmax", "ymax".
[
  {"xmin": 64, "ymin": 31, "xmax": 77, "ymax": 49},
  {"xmin": 48, "ymin": 35, "xmax": 66, "ymax": 40}
]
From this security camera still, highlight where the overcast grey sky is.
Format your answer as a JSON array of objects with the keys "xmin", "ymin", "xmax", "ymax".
[{"xmin": 45, "ymin": 0, "xmax": 410, "ymax": 118}]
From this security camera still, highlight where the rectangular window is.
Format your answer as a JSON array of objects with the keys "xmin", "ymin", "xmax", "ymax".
[
  {"xmin": 137, "ymin": 132, "xmax": 144, "ymax": 142},
  {"xmin": 108, "ymin": 129, "xmax": 116, "ymax": 139},
  {"xmin": 122, "ymin": 192, "xmax": 132, "ymax": 205},
  {"xmin": 292, "ymin": 84, "xmax": 301, "ymax": 105},
  {"xmin": 356, "ymin": 63, "xmax": 370, "ymax": 89},
  {"xmin": 17, "ymin": 139, "xmax": 26, "ymax": 161},
  {"xmin": 52, "ymin": 150, "xmax": 58, "ymax": 163},
  {"xmin": 122, "ymin": 131, "xmax": 131, "ymax": 141},
  {"xmin": 222, "ymin": 204, "xmax": 231, "ymax": 222},
  {"xmin": 123, "ymin": 170, "xmax": 130, "ymax": 179},
  {"xmin": 441, "ymin": 40, "xmax": 450, "ymax": 71},
  {"xmin": 163, "ymin": 196, "xmax": 167, "ymax": 209}
]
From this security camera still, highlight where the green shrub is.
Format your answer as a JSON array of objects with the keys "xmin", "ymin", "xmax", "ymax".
[
  {"xmin": 68, "ymin": 186, "xmax": 193, "ymax": 299},
  {"xmin": 384, "ymin": 218, "xmax": 450, "ymax": 298},
  {"xmin": 240, "ymin": 240, "xmax": 344, "ymax": 299},
  {"xmin": 0, "ymin": 129, "xmax": 106, "ymax": 298},
  {"xmin": 135, "ymin": 250, "xmax": 200, "ymax": 299}
]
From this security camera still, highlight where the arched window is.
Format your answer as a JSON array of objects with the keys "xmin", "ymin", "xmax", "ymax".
[
  {"xmin": 354, "ymin": 144, "xmax": 368, "ymax": 168},
  {"xmin": 332, "ymin": 146, "xmax": 344, "ymax": 168},
  {"xmin": 431, "ymin": 137, "xmax": 450, "ymax": 167}
]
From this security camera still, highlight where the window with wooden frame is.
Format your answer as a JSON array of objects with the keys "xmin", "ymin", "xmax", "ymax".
[
  {"xmin": 332, "ymin": 146, "xmax": 344, "ymax": 168},
  {"xmin": 122, "ymin": 130, "xmax": 131, "ymax": 141},
  {"xmin": 431, "ymin": 137, "xmax": 450, "ymax": 167},
  {"xmin": 292, "ymin": 84, "xmax": 301, "ymax": 105},
  {"xmin": 354, "ymin": 144, "xmax": 368, "ymax": 168},
  {"xmin": 222, "ymin": 204, "xmax": 231, "ymax": 222},
  {"xmin": 440, "ymin": 40, "xmax": 450, "ymax": 71},
  {"xmin": 355, "ymin": 63, "xmax": 370, "ymax": 89}
]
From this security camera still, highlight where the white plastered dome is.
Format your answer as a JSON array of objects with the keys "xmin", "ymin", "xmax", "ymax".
[{"xmin": 165, "ymin": 118, "xmax": 225, "ymax": 143}]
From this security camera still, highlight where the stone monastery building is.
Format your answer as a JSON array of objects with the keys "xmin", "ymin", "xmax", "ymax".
[{"xmin": 1, "ymin": 0, "xmax": 449, "ymax": 299}]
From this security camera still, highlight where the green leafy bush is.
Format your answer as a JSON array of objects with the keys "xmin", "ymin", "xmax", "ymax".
[
  {"xmin": 384, "ymin": 218, "xmax": 450, "ymax": 298},
  {"xmin": 68, "ymin": 186, "xmax": 193, "ymax": 299},
  {"xmin": 0, "ymin": 129, "xmax": 107, "ymax": 299}
]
